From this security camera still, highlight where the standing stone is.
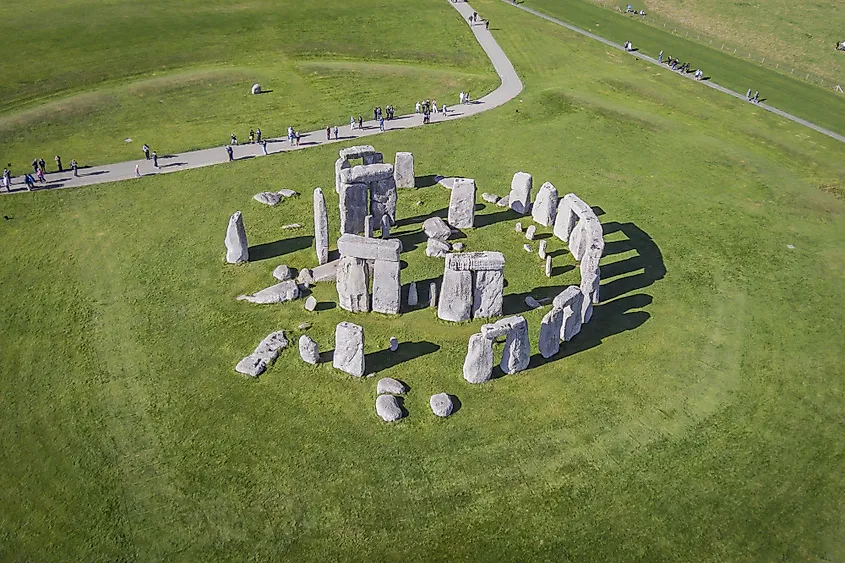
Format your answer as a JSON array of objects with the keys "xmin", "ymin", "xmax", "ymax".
[
  {"xmin": 539, "ymin": 307, "xmax": 564, "ymax": 359},
  {"xmin": 225, "ymin": 211, "xmax": 249, "ymax": 264},
  {"xmin": 500, "ymin": 316, "xmax": 530, "ymax": 374},
  {"xmin": 429, "ymin": 281, "xmax": 438, "ymax": 308},
  {"xmin": 376, "ymin": 395, "xmax": 403, "ymax": 422},
  {"xmin": 553, "ymin": 199, "xmax": 578, "ymax": 242},
  {"xmin": 336, "ymin": 256, "xmax": 370, "ymax": 313},
  {"xmin": 463, "ymin": 333, "xmax": 494, "ymax": 383},
  {"xmin": 364, "ymin": 215, "xmax": 374, "ymax": 238},
  {"xmin": 407, "ymin": 282, "xmax": 418, "ymax": 307},
  {"xmin": 381, "ymin": 215, "xmax": 391, "ymax": 239},
  {"xmin": 509, "ymin": 172, "xmax": 533, "ymax": 215},
  {"xmin": 333, "ymin": 321, "xmax": 365, "ymax": 377},
  {"xmin": 394, "ymin": 152, "xmax": 415, "ymax": 188},
  {"xmin": 299, "ymin": 335, "xmax": 320, "ymax": 364},
  {"xmin": 515, "ymin": 222, "xmax": 523, "ymax": 233},
  {"xmin": 372, "ymin": 259, "xmax": 401, "ymax": 315},
  {"xmin": 525, "ymin": 225, "xmax": 536, "ymax": 240},
  {"xmin": 538, "ymin": 240, "xmax": 547, "ymax": 259},
  {"xmin": 339, "ymin": 182, "xmax": 368, "ymax": 234},
  {"xmin": 554, "ymin": 286, "xmax": 584, "ymax": 341},
  {"xmin": 304, "ymin": 295, "xmax": 318, "ymax": 311},
  {"xmin": 363, "ymin": 152, "xmax": 384, "ymax": 165},
  {"xmin": 531, "ymin": 181, "xmax": 559, "ymax": 227},
  {"xmin": 313, "ymin": 188, "xmax": 329, "ymax": 265},
  {"xmin": 545, "ymin": 255, "xmax": 553, "ymax": 277},
  {"xmin": 335, "ymin": 157, "xmax": 351, "ymax": 193},
  {"xmin": 423, "ymin": 216, "xmax": 452, "ymax": 240},
  {"xmin": 389, "ymin": 336, "xmax": 399, "ymax": 352},
  {"xmin": 472, "ymin": 270, "xmax": 504, "ymax": 318},
  {"xmin": 581, "ymin": 288, "xmax": 594, "ymax": 324},
  {"xmin": 370, "ymin": 176, "xmax": 397, "ymax": 227},
  {"xmin": 570, "ymin": 216, "xmax": 600, "ymax": 261},
  {"xmin": 448, "ymin": 178, "xmax": 476, "ymax": 229},
  {"xmin": 438, "ymin": 268, "xmax": 473, "ymax": 322},
  {"xmin": 430, "ymin": 393, "xmax": 454, "ymax": 417}
]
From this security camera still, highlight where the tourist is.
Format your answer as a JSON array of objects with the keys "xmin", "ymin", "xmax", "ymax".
[
  {"xmin": 753, "ymin": 91, "xmax": 760, "ymax": 103},
  {"xmin": 485, "ymin": 20, "xmax": 489, "ymax": 29},
  {"xmin": 249, "ymin": 129, "xmax": 255, "ymax": 144},
  {"xmin": 38, "ymin": 158, "xmax": 46, "ymax": 173},
  {"xmin": 226, "ymin": 145, "xmax": 234, "ymax": 161},
  {"xmin": 333, "ymin": 126, "xmax": 339, "ymax": 140},
  {"xmin": 358, "ymin": 116, "xmax": 363, "ymax": 129},
  {"xmin": 459, "ymin": 92, "xmax": 464, "ymax": 105},
  {"xmin": 256, "ymin": 128, "xmax": 262, "ymax": 143},
  {"xmin": 326, "ymin": 126, "xmax": 331, "ymax": 140},
  {"xmin": 152, "ymin": 151, "xmax": 158, "ymax": 168},
  {"xmin": 373, "ymin": 107, "xmax": 378, "ymax": 120},
  {"xmin": 658, "ymin": 50, "xmax": 663, "ymax": 63},
  {"xmin": 231, "ymin": 133, "xmax": 238, "ymax": 145},
  {"xmin": 142, "ymin": 143, "xmax": 150, "ymax": 160},
  {"xmin": 261, "ymin": 139, "xmax": 268, "ymax": 155},
  {"xmin": 442, "ymin": 104, "xmax": 448, "ymax": 114},
  {"xmin": 36, "ymin": 168, "xmax": 45, "ymax": 183},
  {"xmin": 55, "ymin": 155, "xmax": 62, "ymax": 172},
  {"xmin": 350, "ymin": 115, "xmax": 356, "ymax": 130},
  {"xmin": 135, "ymin": 164, "xmax": 141, "ymax": 177},
  {"xmin": 467, "ymin": 15, "xmax": 472, "ymax": 24},
  {"xmin": 295, "ymin": 132, "xmax": 301, "ymax": 146},
  {"xmin": 379, "ymin": 117, "xmax": 385, "ymax": 131},
  {"xmin": 31, "ymin": 159, "xmax": 39, "ymax": 174},
  {"xmin": 415, "ymin": 101, "xmax": 421, "ymax": 113},
  {"xmin": 746, "ymin": 88, "xmax": 752, "ymax": 100},
  {"xmin": 70, "ymin": 159, "xmax": 78, "ymax": 177},
  {"xmin": 24, "ymin": 173, "xmax": 35, "ymax": 191},
  {"xmin": 2, "ymin": 168, "xmax": 10, "ymax": 191},
  {"xmin": 432, "ymin": 100, "xmax": 438, "ymax": 112}
]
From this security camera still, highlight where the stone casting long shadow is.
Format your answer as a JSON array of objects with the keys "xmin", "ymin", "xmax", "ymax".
[
  {"xmin": 248, "ymin": 235, "xmax": 313, "ymax": 262},
  {"xmin": 366, "ymin": 341, "xmax": 440, "ymax": 372}
]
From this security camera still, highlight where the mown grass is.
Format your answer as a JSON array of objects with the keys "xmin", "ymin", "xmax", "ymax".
[{"xmin": 2, "ymin": 0, "xmax": 845, "ymax": 560}]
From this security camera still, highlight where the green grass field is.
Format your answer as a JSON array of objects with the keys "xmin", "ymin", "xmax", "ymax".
[{"xmin": 2, "ymin": 0, "xmax": 845, "ymax": 560}]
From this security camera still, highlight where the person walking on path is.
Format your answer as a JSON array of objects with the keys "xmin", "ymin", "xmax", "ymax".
[
  {"xmin": 231, "ymin": 133, "xmax": 238, "ymax": 145},
  {"xmin": 326, "ymin": 126, "xmax": 331, "ymax": 140},
  {"xmin": 485, "ymin": 20, "xmax": 489, "ymax": 29},
  {"xmin": 36, "ymin": 168, "xmax": 45, "ymax": 183},
  {"xmin": 3, "ymin": 168, "xmax": 12, "ymax": 192},
  {"xmin": 379, "ymin": 117, "xmax": 385, "ymax": 131},
  {"xmin": 135, "ymin": 164, "xmax": 141, "ymax": 177},
  {"xmin": 256, "ymin": 128, "xmax": 262, "ymax": 143},
  {"xmin": 226, "ymin": 145, "xmax": 234, "ymax": 161},
  {"xmin": 152, "ymin": 151, "xmax": 159, "ymax": 168},
  {"xmin": 31, "ymin": 159, "xmax": 39, "ymax": 174},
  {"xmin": 753, "ymin": 91, "xmax": 760, "ymax": 103},
  {"xmin": 71, "ymin": 160, "xmax": 78, "ymax": 177},
  {"xmin": 333, "ymin": 126, "xmax": 339, "ymax": 140},
  {"xmin": 658, "ymin": 50, "xmax": 663, "ymax": 63},
  {"xmin": 746, "ymin": 88, "xmax": 752, "ymax": 101},
  {"xmin": 249, "ymin": 129, "xmax": 255, "ymax": 144},
  {"xmin": 38, "ymin": 158, "xmax": 46, "ymax": 174},
  {"xmin": 24, "ymin": 174, "xmax": 35, "ymax": 191},
  {"xmin": 260, "ymin": 139, "xmax": 268, "ymax": 155},
  {"xmin": 55, "ymin": 155, "xmax": 62, "ymax": 172},
  {"xmin": 142, "ymin": 144, "xmax": 150, "ymax": 160},
  {"xmin": 358, "ymin": 116, "xmax": 363, "ymax": 129}
]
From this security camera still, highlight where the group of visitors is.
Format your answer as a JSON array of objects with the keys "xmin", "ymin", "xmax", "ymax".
[
  {"xmin": 657, "ymin": 51, "xmax": 702, "ymax": 78},
  {"xmin": 325, "ymin": 125, "xmax": 340, "ymax": 140},
  {"xmin": 0, "ymin": 154, "xmax": 82, "ymax": 192},
  {"xmin": 467, "ymin": 11, "xmax": 490, "ymax": 29},
  {"xmin": 745, "ymin": 89, "xmax": 761, "ymax": 104},
  {"xmin": 623, "ymin": 41, "xmax": 635, "ymax": 52},
  {"xmin": 350, "ymin": 116, "xmax": 364, "ymax": 130},
  {"xmin": 141, "ymin": 144, "xmax": 159, "ymax": 168},
  {"xmin": 625, "ymin": 5, "xmax": 647, "ymax": 15},
  {"xmin": 459, "ymin": 91, "xmax": 472, "ymax": 104},
  {"xmin": 836, "ymin": 40, "xmax": 845, "ymax": 51}
]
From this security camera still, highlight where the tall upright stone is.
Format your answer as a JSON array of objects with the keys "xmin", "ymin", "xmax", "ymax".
[
  {"xmin": 336, "ymin": 256, "xmax": 370, "ymax": 313},
  {"xmin": 499, "ymin": 316, "xmax": 530, "ymax": 374},
  {"xmin": 448, "ymin": 178, "xmax": 476, "ymax": 229},
  {"xmin": 429, "ymin": 281, "xmax": 438, "ymax": 308},
  {"xmin": 438, "ymin": 268, "xmax": 473, "ymax": 322},
  {"xmin": 339, "ymin": 182, "xmax": 368, "ymax": 234},
  {"xmin": 394, "ymin": 152, "xmax": 415, "ymax": 188},
  {"xmin": 532, "ymin": 181, "xmax": 559, "ymax": 227},
  {"xmin": 372, "ymin": 259, "xmax": 401, "ymax": 315},
  {"xmin": 370, "ymin": 175, "xmax": 397, "ymax": 228},
  {"xmin": 472, "ymin": 270, "xmax": 504, "ymax": 318},
  {"xmin": 333, "ymin": 322, "xmax": 365, "ymax": 377},
  {"xmin": 554, "ymin": 286, "xmax": 584, "ymax": 341},
  {"xmin": 364, "ymin": 215, "xmax": 374, "ymax": 238},
  {"xmin": 407, "ymin": 282, "xmax": 418, "ymax": 307},
  {"xmin": 335, "ymin": 157, "xmax": 351, "ymax": 193},
  {"xmin": 225, "ymin": 211, "xmax": 249, "ymax": 264},
  {"xmin": 553, "ymin": 199, "xmax": 578, "ymax": 242},
  {"xmin": 463, "ymin": 333, "xmax": 494, "ymax": 383},
  {"xmin": 539, "ymin": 307, "xmax": 564, "ymax": 359},
  {"xmin": 313, "ymin": 188, "xmax": 329, "ymax": 265},
  {"xmin": 380, "ymin": 215, "xmax": 391, "ymax": 239},
  {"xmin": 508, "ymin": 172, "xmax": 533, "ymax": 215}
]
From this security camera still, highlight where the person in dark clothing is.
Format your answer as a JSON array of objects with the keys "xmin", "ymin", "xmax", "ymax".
[
  {"xmin": 24, "ymin": 174, "xmax": 35, "ymax": 191},
  {"xmin": 358, "ymin": 116, "xmax": 363, "ymax": 129},
  {"xmin": 256, "ymin": 128, "xmax": 262, "ymax": 143},
  {"xmin": 70, "ymin": 160, "xmax": 78, "ymax": 177},
  {"xmin": 249, "ymin": 129, "xmax": 255, "ymax": 144},
  {"xmin": 231, "ymin": 133, "xmax": 238, "ymax": 145},
  {"xmin": 55, "ymin": 155, "xmax": 62, "ymax": 172},
  {"xmin": 226, "ymin": 146, "xmax": 234, "ymax": 161},
  {"xmin": 485, "ymin": 20, "xmax": 489, "ymax": 29},
  {"xmin": 152, "ymin": 151, "xmax": 158, "ymax": 168},
  {"xmin": 142, "ymin": 144, "xmax": 150, "ymax": 160},
  {"xmin": 31, "ymin": 159, "xmax": 39, "ymax": 174},
  {"xmin": 38, "ymin": 158, "xmax": 46, "ymax": 173}
]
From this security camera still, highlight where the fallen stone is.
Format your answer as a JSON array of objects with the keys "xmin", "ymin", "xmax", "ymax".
[
  {"xmin": 426, "ymin": 238, "xmax": 450, "ymax": 258},
  {"xmin": 282, "ymin": 223, "xmax": 302, "ymax": 230},
  {"xmin": 481, "ymin": 192, "xmax": 500, "ymax": 203},
  {"xmin": 251, "ymin": 84, "xmax": 261, "ymax": 95},
  {"xmin": 338, "ymin": 234, "xmax": 402, "ymax": 262},
  {"xmin": 423, "ymin": 216, "xmax": 452, "ymax": 240},
  {"xmin": 515, "ymin": 222, "xmax": 523, "ymax": 233},
  {"xmin": 430, "ymin": 393, "xmax": 454, "ymax": 417},
  {"xmin": 525, "ymin": 225, "xmax": 536, "ymax": 240},
  {"xmin": 376, "ymin": 394, "xmax": 404, "ymax": 422},
  {"xmin": 472, "ymin": 269, "xmax": 505, "ymax": 318},
  {"xmin": 448, "ymin": 178, "xmax": 476, "ymax": 229},
  {"xmin": 298, "ymin": 322, "xmax": 311, "ymax": 330},
  {"xmin": 299, "ymin": 335, "xmax": 320, "ymax": 364},
  {"xmin": 312, "ymin": 259, "xmax": 339, "ymax": 283},
  {"xmin": 523, "ymin": 243, "xmax": 533, "ymax": 252},
  {"xmin": 313, "ymin": 187, "xmax": 329, "ymax": 265},
  {"xmin": 452, "ymin": 242, "xmax": 465, "ymax": 252},
  {"xmin": 377, "ymin": 377, "xmax": 408, "ymax": 395},
  {"xmin": 336, "ymin": 256, "xmax": 369, "ymax": 313},
  {"xmin": 394, "ymin": 152, "xmax": 415, "ymax": 188},
  {"xmin": 438, "ymin": 267, "xmax": 473, "ymax": 322},
  {"xmin": 333, "ymin": 321, "xmax": 365, "ymax": 377},
  {"xmin": 509, "ymin": 172, "xmax": 533, "ymax": 215},
  {"xmin": 463, "ymin": 333, "xmax": 494, "ymax": 383},
  {"xmin": 277, "ymin": 189, "xmax": 298, "ymax": 198},
  {"xmin": 273, "ymin": 264, "xmax": 292, "ymax": 281},
  {"xmin": 531, "ymin": 181, "xmax": 559, "ymax": 227},
  {"xmin": 236, "ymin": 330, "xmax": 288, "ymax": 377},
  {"xmin": 407, "ymin": 282, "xmax": 418, "ymax": 307},
  {"xmin": 389, "ymin": 336, "xmax": 399, "ymax": 352},
  {"xmin": 253, "ymin": 191, "xmax": 282, "ymax": 206},
  {"xmin": 538, "ymin": 240, "xmax": 547, "ymax": 260},
  {"xmin": 237, "ymin": 280, "xmax": 300, "ymax": 304},
  {"xmin": 429, "ymin": 282, "xmax": 438, "ymax": 308},
  {"xmin": 525, "ymin": 296, "xmax": 541, "ymax": 309},
  {"xmin": 496, "ymin": 194, "xmax": 510, "ymax": 207},
  {"xmin": 445, "ymin": 251, "xmax": 505, "ymax": 272},
  {"xmin": 296, "ymin": 268, "xmax": 314, "ymax": 286},
  {"xmin": 539, "ymin": 307, "xmax": 563, "ymax": 359},
  {"xmin": 235, "ymin": 354, "xmax": 266, "ymax": 377},
  {"xmin": 304, "ymin": 295, "xmax": 317, "ymax": 311},
  {"xmin": 372, "ymin": 259, "xmax": 401, "ymax": 315},
  {"xmin": 225, "ymin": 211, "xmax": 249, "ymax": 264},
  {"xmin": 499, "ymin": 315, "xmax": 530, "ymax": 374}
]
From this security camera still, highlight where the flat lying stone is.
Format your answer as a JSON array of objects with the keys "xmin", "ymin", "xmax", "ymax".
[
  {"xmin": 340, "ymin": 163, "xmax": 394, "ymax": 184},
  {"xmin": 235, "ymin": 330, "xmax": 288, "ymax": 377},
  {"xmin": 496, "ymin": 194, "xmax": 510, "ymax": 207},
  {"xmin": 338, "ymin": 234, "xmax": 401, "ymax": 262},
  {"xmin": 235, "ymin": 355, "xmax": 267, "ymax": 377},
  {"xmin": 254, "ymin": 191, "xmax": 282, "ymax": 206},
  {"xmin": 277, "ymin": 189, "xmax": 298, "ymax": 197},
  {"xmin": 237, "ymin": 280, "xmax": 300, "ymax": 304},
  {"xmin": 376, "ymin": 394, "xmax": 404, "ymax": 422},
  {"xmin": 299, "ymin": 335, "xmax": 320, "ymax": 364},
  {"xmin": 282, "ymin": 223, "xmax": 302, "ymax": 230},
  {"xmin": 430, "ymin": 393, "xmax": 454, "ymax": 417},
  {"xmin": 481, "ymin": 192, "xmax": 500, "ymax": 203},
  {"xmin": 338, "ymin": 145, "xmax": 377, "ymax": 160},
  {"xmin": 426, "ymin": 238, "xmax": 450, "ymax": 258},
  {"xmin": 312, "ymin": 259, "xmax": 339, "ymax": 282},
  {"xmin": 446, "ymin": 251, "xmax": 505, "ymax": 272},
  {"xmin": 273, "ymin": 264, "xmax": 292, "ymax": 281},
  {"xmin": 304, "ymin": 295, "xmax": 317, "ymax": 311},
  {"xmin": 423, "ymin": 216, "xmax": 452, "ymax": 240},
  {"xmin": 377, "ymin": 377, "xmax": 407, "ymax": 395}
]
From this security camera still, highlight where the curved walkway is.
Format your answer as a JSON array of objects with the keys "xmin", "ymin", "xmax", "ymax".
[
  {"xmin": 502, "ymin": 0, "xmax": 845, "ymax": 144},
  {"xmin": 2, "ymin": 1, "xmax": 522, "ymax": 195}
]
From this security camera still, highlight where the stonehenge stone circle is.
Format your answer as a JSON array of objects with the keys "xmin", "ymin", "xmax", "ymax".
[
  {"xmin": 376, "ymin": 394, "xmax": 404, "ymax": 422},
  {"xmin": 407, "ymin": 282, "xmax": 419, "ymax": 307},
  {"xmin": 539, "ymin": 307, "xmax": 564, "ymax": 359},
  {"xmin": 509, "ymin": 172, "xmax": 533, "ymax": 215},
  {"xmin": 225, "ymin": 211, "xmax": 249, "ymax": 264},
  {"xmin": 299, "ymin": 335, "xmax": 320, "ymax": 364},
  {"xmin": 273, "ymin": 264, "xmax": 292, "ymax": 281},
  {"xmin": 448, "ymin": 178, "xmax": 476, "ymax": 229},
  {"xmin": 313, "ymin": 188, "xmax": 329, "ymax": 265},
  {"xmin": 394, "ymin": 152, "xmax": 415, "ymax": 188},
  {"xmin": 463, "ymin": 333, "xmax": 494, "ymax": 383},
  {"xmin": 237, "ymin": 280, "xmax": 300, "ymax": 304},
  {"xmin": 235, "ymin": 330, "xmax": 288, "ymax": 377},
  {"xmin": 336, "ymin": 256, "xmax": 370, "ymax": 313},
  {"xmin": 377, "ymin": 377, "xmax": 408, "ymax": 395},
  {"xmin": 430, "ymin": 393, "xmax": 454, "ymax": 417},
  {"xmin": 531, "ymin": 181, "xmax": 559, "ymax": 227},
  {"xmin": 499, "ymin": 316, "xmax": 530, "ymax": 374},
  {"xmin": 333, "ymin": 322, "xmax": 365, "ymax": 377},
  {"xmin": 423, "ymin": 216, "xmax": 452, "ymax": 240}
]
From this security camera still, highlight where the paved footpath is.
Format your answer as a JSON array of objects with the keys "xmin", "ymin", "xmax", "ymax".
[
  {"xmin": 2, "ymin": 1, "xmax": 521, "ymax": 196},
  {"xmin": 501, "ymin": 0, "xmax": 845, "ymax": 145}
]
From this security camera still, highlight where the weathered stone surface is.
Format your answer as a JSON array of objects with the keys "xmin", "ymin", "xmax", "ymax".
[
  {"xmin": 304, "ymin": 295, "xmax": 317, "ymax": 311},
  {"xmin": 446, "ymin": 251, "xmax": 505, "ymax": 272},
  {"xmin": 372, "ymin": 259, "xmax": 401, "ymax": 315},
  {"xmin": 338, "ymin": 145, "xmax": 377, "ymax": 160},
  {"xmin": 237, "ymin": 280, "xmax": 300, "ymax": 304},
  {"xmin": 389, "ymin": 336, "xmax": 399, "ymax": 351},
  {"xmin": 482, "ymin": 192, "xmax": 500, "ymax": 203},
  {"xmin": 277, "ymin": 189, "xmax": 298, "ymax": 198},
  {"xmin": 273, "ymin": 264, "xmax": 292, "ymax": 281},
  {"xmin": 225, "ymin": 211, "xmax": 249, "ymax": 264},
  {"xmin": 426, "ymin": 238, "xmax": 450, "ymax": 258},
  {"xmin": 472, "ymin": 269, "xmax": 504, "ymax": 319},
  {"xmin": 407, "ymin": 282, "xmax": 418, "ymax": 307},
  {"xmin": 254, "ymin": 191, "xmax": 282, "ymax": 206},
  {"xmin": 496, "ymin": 194, "xmax": 510, "ymax": 207},
  {"xmin": 553, "ymin": 199, "xmax": 578, "ymax": 242},
  {"xmin": 235, "ymin": 355, "xmax": 266, "ymax": 377},
  {"xmin": 364, "ymin": 215, "xmax": 374, "ymax": 238},
  {"xmin": 452, "ymin": 242, "xmax": 465, "ymax": 252},
  {"xmin": 340, "ymin": 163, "xmax": 394, "ymax": 184},
  {"xmin": 463, "ymin": 333, "xmax": 494, "ymax": 383},
  {"xmin": 499, "ymin": 316, "xmax": 530, "ymax": 374},
  {"xmin": 297, "ymin": 268, "xmax": 314, "ymax": 286},
  {"xmin": 523, "ymin": 243, "xmax": 533, "ymax": 253},
  {"xmin": 298, "ymin": 322, "xmax": 311, "ymax": 330},
  {"xmin": 381, "ymin": 215, "xmax": 391, "ymax": 239},
  {"xmin": 430, "ymin": 393, "xmax": 454, "ymax": 417},
  {"xmin": 532, "ymin": 181, "xmax": 559, "ymax": 227},
  {"xmin": 338, "ymin": 234, "xmax": 401, "ymax": 262},
  {"xmin": 311, "ymin": 187, "xmax": 329, "ymax": 265},
  {"xmin": 376, "ymin": 394, "xmax": 403, "ymax": 421},
  {"xmin": 282, "ymin": 223, "xmax": 302, "ymax": 230},
  {"xmin": 515, "ymin": 222, "xmax": 523, "ymax": 233},
  {"xmin": 335, "ymin": 157, "xmax": 351, "ymax": 193},
  {"xmin": 312, "ymin": 259, "xmax": 338, "ymax": 282},
  {"xmin": 423, "ymin": 216, "xmax": 452, "ymax": 240},
  {"xmin": 429, "ymin": 282, "xmax": 438, "ymax": 308},
  {"xmin": 333, "ymin": 321, "xmax": 365, "ymax": 376},
  {"xmin": 251, "ymin": 83, "xmax": 261, "ymax": 95},
  {"xmin": 299, "ymin": 335, "xmax": 320, "ymax": 364},
  {"xmin": 370, "ymin": 176, "xmax": 397, "ymax": 227},
  {"xmin": 545, "ymin": 255, "xmax": 553, "ymax": 277},
  {"xmin": 539, "ymin": 307, "xmax": 563, "ymax": 359},
  {"xmin": 480, "ymin": 323, "xmax": 509, "ymax": 340},
  {"xmin": 236, "ymin": 330, "xmax": 288, "ymax": 377},
  {"xmin": 554, "ymin": 286, "xmax": 584, "ymax": 341},
  {"xmin": 525, "ymin": 295, "xmax": 541, "ymax": 309},
  {"xmin": 448, "ymin": 178, "xmax": 476, "ymax": 229},
  {"xmin": 569, "ymin": 216, "xmax": 601, "ymax": 261},
  {"xmin": 538, "ymin": 240, "xmax": 547, "ymax": 259},
  {"xmin": 336, "ymin": 256, "xmax": 370, "ymax": 313},
  {"xmin": 525, "ymin": 225, "xmax": 536, "ymax": 240},
  {"xmin": 394, "ymin": 152, "xmax": 415, "ymax": 188},
  {"xmin": 438, "ymin": 268, "xmax": 473, "ymax": 322},
  {"xmin": 362, "ymin": 152, "xmax": 383, "ymax": 165},
  {"xmin": 339, "ymin": 182, "xmax": 368, "ymax": 234},
  {"xmin": 580, "ymin": 243, "xmax": 602, "ymax": 304},
  {"xmin": 564, "ymin": 192, "xmax": 593, "ymax": 217},
  {"xmin": 509, "ymin": 172, "xmax": 533, "ymax": 215},
  {"xmin": 581, "ymin": 291, "xmax": 593, "ymax": 324},
  {"xmin": 377, "ymin": 377, "xmax": 407, "ymax": 395}
]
